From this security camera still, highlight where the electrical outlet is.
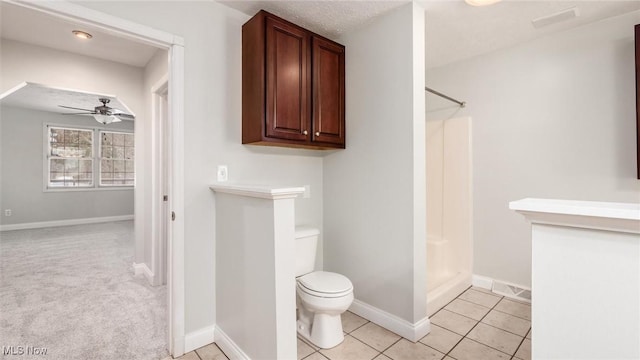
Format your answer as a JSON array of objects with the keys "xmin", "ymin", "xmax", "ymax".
[
  {"xmin": 4, "ymin": 209, "xmax": 12, "ymax": 217},
  {"xmin": 217, "ymin": 165, "xmax": 228, "ymax": 182}
]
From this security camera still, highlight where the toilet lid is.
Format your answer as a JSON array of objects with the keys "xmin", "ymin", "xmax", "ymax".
[{"xmin": 298, "ymin": 271, "xmax": 353, "ymax": 295}]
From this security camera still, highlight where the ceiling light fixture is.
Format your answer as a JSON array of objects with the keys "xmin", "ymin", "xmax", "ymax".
[
  {"xmin": 72, "ymin": 30, "xmax": 93, "ymax": 39},
  {"xmin": 93, "ymin": 114, "xmax": 121, "ymax": 125},
  {"xmin": 465, "ymin": 0, "xmax": 502, "ymax": 6}
]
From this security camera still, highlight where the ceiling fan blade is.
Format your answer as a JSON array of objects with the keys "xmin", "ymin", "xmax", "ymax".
[
  {"xmin": 61, "ymin": 112, "xmax": 94, "ymax": 115},
  {"xmin": 113, "ymin": 113, "xmax": 135, "ymax": 120},
  {"xmin": 59, "ymin": 105, "xmax": 95, "ymax": 112}
]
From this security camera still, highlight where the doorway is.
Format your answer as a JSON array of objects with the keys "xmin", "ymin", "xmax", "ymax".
[{"xmin": 1, "ymin": 1, "xmax": 186, "ymax": 357}]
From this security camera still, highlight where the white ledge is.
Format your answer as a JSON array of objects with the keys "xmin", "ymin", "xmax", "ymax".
[
  {"xmin": 510, "ymin": 198, "xmax": 640, "ymax": 234},
  {"xmin": 210, "ymin": 183, "xmax": 304, "ymax": 200}
]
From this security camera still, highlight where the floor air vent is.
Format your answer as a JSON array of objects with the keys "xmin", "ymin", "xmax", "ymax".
[{"xmin": 492, "ymin": 281, "xmax": 531, "ymax": 303}]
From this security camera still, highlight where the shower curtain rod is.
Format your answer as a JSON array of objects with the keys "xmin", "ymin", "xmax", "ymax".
[{"xmin": 425, "ymin": 86, "xmax": 466, "ymax": 108}]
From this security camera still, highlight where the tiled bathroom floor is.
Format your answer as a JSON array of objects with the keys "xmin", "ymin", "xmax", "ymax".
[{"xmin": 175, "ymin": 286, "xmax": 531, "ymax": 360}]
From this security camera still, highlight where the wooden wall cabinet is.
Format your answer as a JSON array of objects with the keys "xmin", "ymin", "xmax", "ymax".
[{"xmin": 242, "ymin": 10, "xmax": 345, "ymax": 150}]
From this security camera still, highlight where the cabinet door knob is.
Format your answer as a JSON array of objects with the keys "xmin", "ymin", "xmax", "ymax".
[
  {"xmin": 303, "ymin": 130, "xmax": 308, "ymax": 135},
  {"xmin": 315, "ymin": 132, "xmax": 320, "ymax": 136}
]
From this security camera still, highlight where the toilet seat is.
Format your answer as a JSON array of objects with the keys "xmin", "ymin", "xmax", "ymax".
[{"xmin": 297, "ymin": 271, "xmax": 353, "ymax": 298}]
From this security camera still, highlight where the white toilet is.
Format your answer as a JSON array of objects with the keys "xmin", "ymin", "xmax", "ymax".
[{"xmin": 295, "ymin": 227, "xmax": 354, "ymax": 349}]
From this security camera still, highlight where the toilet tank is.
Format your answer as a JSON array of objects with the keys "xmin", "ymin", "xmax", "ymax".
[{"xmin": 295, "ymin": 227, "xmax": 319, "ymax": 277}]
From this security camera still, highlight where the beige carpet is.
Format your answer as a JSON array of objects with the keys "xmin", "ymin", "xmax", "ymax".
[{"xmin": 0, "ymin": 221, "xmax": 168, "ymax": 360}]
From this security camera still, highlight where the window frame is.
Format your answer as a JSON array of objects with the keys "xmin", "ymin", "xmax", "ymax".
[
  {"xmin": 98, "ymin": 130, "xmax": 135, "ymax": 187},
  {"xmin": 43, "ymin": 123, "xmax": 134, "ymax": 192}
]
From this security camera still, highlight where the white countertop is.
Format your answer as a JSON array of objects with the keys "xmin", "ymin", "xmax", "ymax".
[
  {"xmin": 209, "ymin": 183, "xmax": 305, "ymax": 200},
  {"xmin": 510, "ymin": 198, "xmax": 640, "ymax": 234}
]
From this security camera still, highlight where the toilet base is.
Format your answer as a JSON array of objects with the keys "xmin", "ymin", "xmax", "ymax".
[{"xmin": 297, "ymin": 312, "xmax": 345, "ymax": 349}]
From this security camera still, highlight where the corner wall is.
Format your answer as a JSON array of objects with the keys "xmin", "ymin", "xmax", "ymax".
[
  {"xmin": 324, "ymin": 2, "xmax": 427, "ymax": 331},
  {"xmin": 426, "ymin": 10, "xmax": 640, "ymax": 287}
]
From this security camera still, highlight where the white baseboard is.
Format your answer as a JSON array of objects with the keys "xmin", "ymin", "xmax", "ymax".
[
  {"xmin": 349, "ymin": 299, "xmax": 431, "ymax": 342},
  {"xmin": 214, "ymin": 325, "xmax": 251, "ymax": 360},
  {"xmin": 184, "ymin": 325, "xmax": 215, "ymax": 354},
  {"xmin": 0, "ymin": 215, "xmax": 134, "ymax": 231},
  {"xmin": 132, "ymin": 262, "xmax": 154, "ymax": 284},
  {"xmin": 471, "ymin": 274, "xmax": 494, "ymax": 290}
]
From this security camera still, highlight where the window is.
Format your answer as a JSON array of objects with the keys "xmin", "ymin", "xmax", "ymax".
[
  {"xmin": 100, "ymin": 131, "xmax": 135, "ymax": 186},
  {"xmin": 45, "ymin": 125, "xmax": 134, "ymax": 190},
  {"xmin": 48, "ymin": 127, "xmax": 94, "ymax": 187}
]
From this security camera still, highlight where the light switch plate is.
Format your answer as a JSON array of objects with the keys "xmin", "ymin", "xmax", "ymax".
[{"xmin": 217, "ymin": 165, "xmax": 228, "ymax": 182}]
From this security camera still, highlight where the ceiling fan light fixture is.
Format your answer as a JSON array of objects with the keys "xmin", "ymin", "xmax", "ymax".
[
  {"xmin": 465, "ymin": 0, "xmax": 502, "ymax": 6},
  {"xmin": 94, "ymin": 114, "xmax": 121, "ymax": 125},
  {"xmin": 72, "ymin": 30, "xmax": 93, "ymax": 40}
]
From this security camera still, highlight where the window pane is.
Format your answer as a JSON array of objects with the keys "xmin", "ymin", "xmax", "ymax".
[
  {"xmin": 113, "ymin": 133, "xmax": 125, "ymax": 146},
  {"xmin": 49, "ymin": 172, "xmax": 65, "ymax": 187},
  {"xmin": 113, "ymin": 160, "xmax": 125, "ymax": 172},
  {"xmin": 101, "ymin": 172, "xmax": 113, "ymax": 180},
  {"xmin": 102, "ymin": 146, "xmax": 112, "ymax": 159},
  {"xmin": 50, "ymin": 159, "xmax": 65, "ymax": 172},
  {"xmin": 79, "ymin": 131, "xmax": 92, "ymax": 145},
  {"xmin": 113, "ymin": 146, "xmax": 125, "ymax": 159},
  {"xmin": 124, "ymin": 133, "xmax": 134, "ymax": 147},
  {"xmin": 124, "ymin": 147, "xmax": 135, "ymax": 160},
  {"xmin": 79, "ymin": 160, "xmax": 92, "ymax": 173},
  {"xmin": 79, "ymin": 143, "xmax": 92, "ymax": 157},
  {"xmin": 101, "ymin": 159, "xmax": 113, "ymax": 172},
  {"xmin": 102, "ymin": 132, "xmax": 112, "ymax": 145},
  {"xmin": 125, "ymin": 160, "xmax": 134, "ymax": 172},
  {"xmin": 64, "ymin": 159, "xmax": 79, "ymax": 172}
]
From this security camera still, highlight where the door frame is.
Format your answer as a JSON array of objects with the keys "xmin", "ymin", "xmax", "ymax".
[
  {"xmin": 5, "ymin": 0, "xmax": 187, "ymax": 356},
  {"xmin": 151, "ymin": 75, "xmax": 169, "ymax": 287}
]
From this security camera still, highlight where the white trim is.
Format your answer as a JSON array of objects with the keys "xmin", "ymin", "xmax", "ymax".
[
  {"xmin": 168, "ymin": 43, "xmax": 186, "ymax": 357},
  {"xmin": 184, "ymin": 325, "xmax": 215, "ymax": 354},
  {"xmin": 349, "ymin": 299, "xmax": 431, "ymax": 342},
  {"xmin": 150, "ymin": 75, "xmax": 169, "ymax": 288},
  {"xmin": 133, "ymin": 262, "xmax": 154, "ymax": 283},
  {"xmin": 209, "ymin": 183, "xmax": 305, "ymax": 200},
  {"xmin": 10, "ymin": 1, "xmax": 187, "ymax": 357},
  {"xmin": 471, "ymin": 274, "xmax": 494, "ymax": 290},
  {"xmin": 4, "ymin": 1, "xmax": 182, "ymax": 48},
  {"xmin": 214, "ymin": 325, "xmax": 251, "ymax": 360},
  {"xmin": 0, "ymin": 215, "xmax": 133, "ymax": 231}
]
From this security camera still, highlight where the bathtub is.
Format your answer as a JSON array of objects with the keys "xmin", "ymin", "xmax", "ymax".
[{"xmin": 426, "ymin": 235, "xmax": 471, "ymax": 316}]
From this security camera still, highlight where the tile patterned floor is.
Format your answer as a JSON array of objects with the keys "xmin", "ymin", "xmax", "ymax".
[{"xmin": 175, "ymin": 286, "xmax": 531, "ymax": 360}]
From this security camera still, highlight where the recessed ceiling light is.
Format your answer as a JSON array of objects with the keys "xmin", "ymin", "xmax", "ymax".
[
  {"xmin": 72, "ymin": 30, "xmax": 93, "ymax": 40},
  {"xmin": 465, "ymin": 0, "xmax": 502, "ymax": 6}
]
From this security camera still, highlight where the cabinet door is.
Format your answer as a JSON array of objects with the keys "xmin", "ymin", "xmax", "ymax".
[
  {"xmin": 265, "ymin": 17, "xmax": 310, "ymax": 141},
  {"xmin": 312, "ymin": 37, "xmax": 345, "ymax": 147}
]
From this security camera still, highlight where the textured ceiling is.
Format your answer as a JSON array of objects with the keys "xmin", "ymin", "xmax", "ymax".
[
  {"xmin": 423, "ymin": 0, "xmax": 640, "ymax": 69},
  {"xmin": 219, "ymin": 0, "xmax": 410, "ymax": 39},
  {"xmin": 220, "ymin": 0, "xmax": 640, "ymax": 69},
  {"xmin": 0, "ymin": 2, "xmax": 159, "ymax": 67},
  {"xmin": 0, "ymin": 83, "xmax": 135, "ymax": 120}
]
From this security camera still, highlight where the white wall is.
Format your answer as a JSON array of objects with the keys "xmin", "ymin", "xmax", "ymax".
[
  {"xmin": 324, "ymin": 2, "xmax": 427, "ymax": 327},
  {"xmin": 72, "ymin": 1, "xmax": 325, "ymax": 335},
  {"xmin": 0, "ymin": 106, "xmax": 134, "ymax": 225},
  {"xmin": 426, "ymin": 10, "xmax": 640, "ymax": 287}
]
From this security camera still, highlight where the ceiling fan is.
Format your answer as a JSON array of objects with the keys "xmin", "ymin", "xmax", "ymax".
[{"xmin": 59, "ymin": 98, "xmax": 135, "ymax": 124}]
